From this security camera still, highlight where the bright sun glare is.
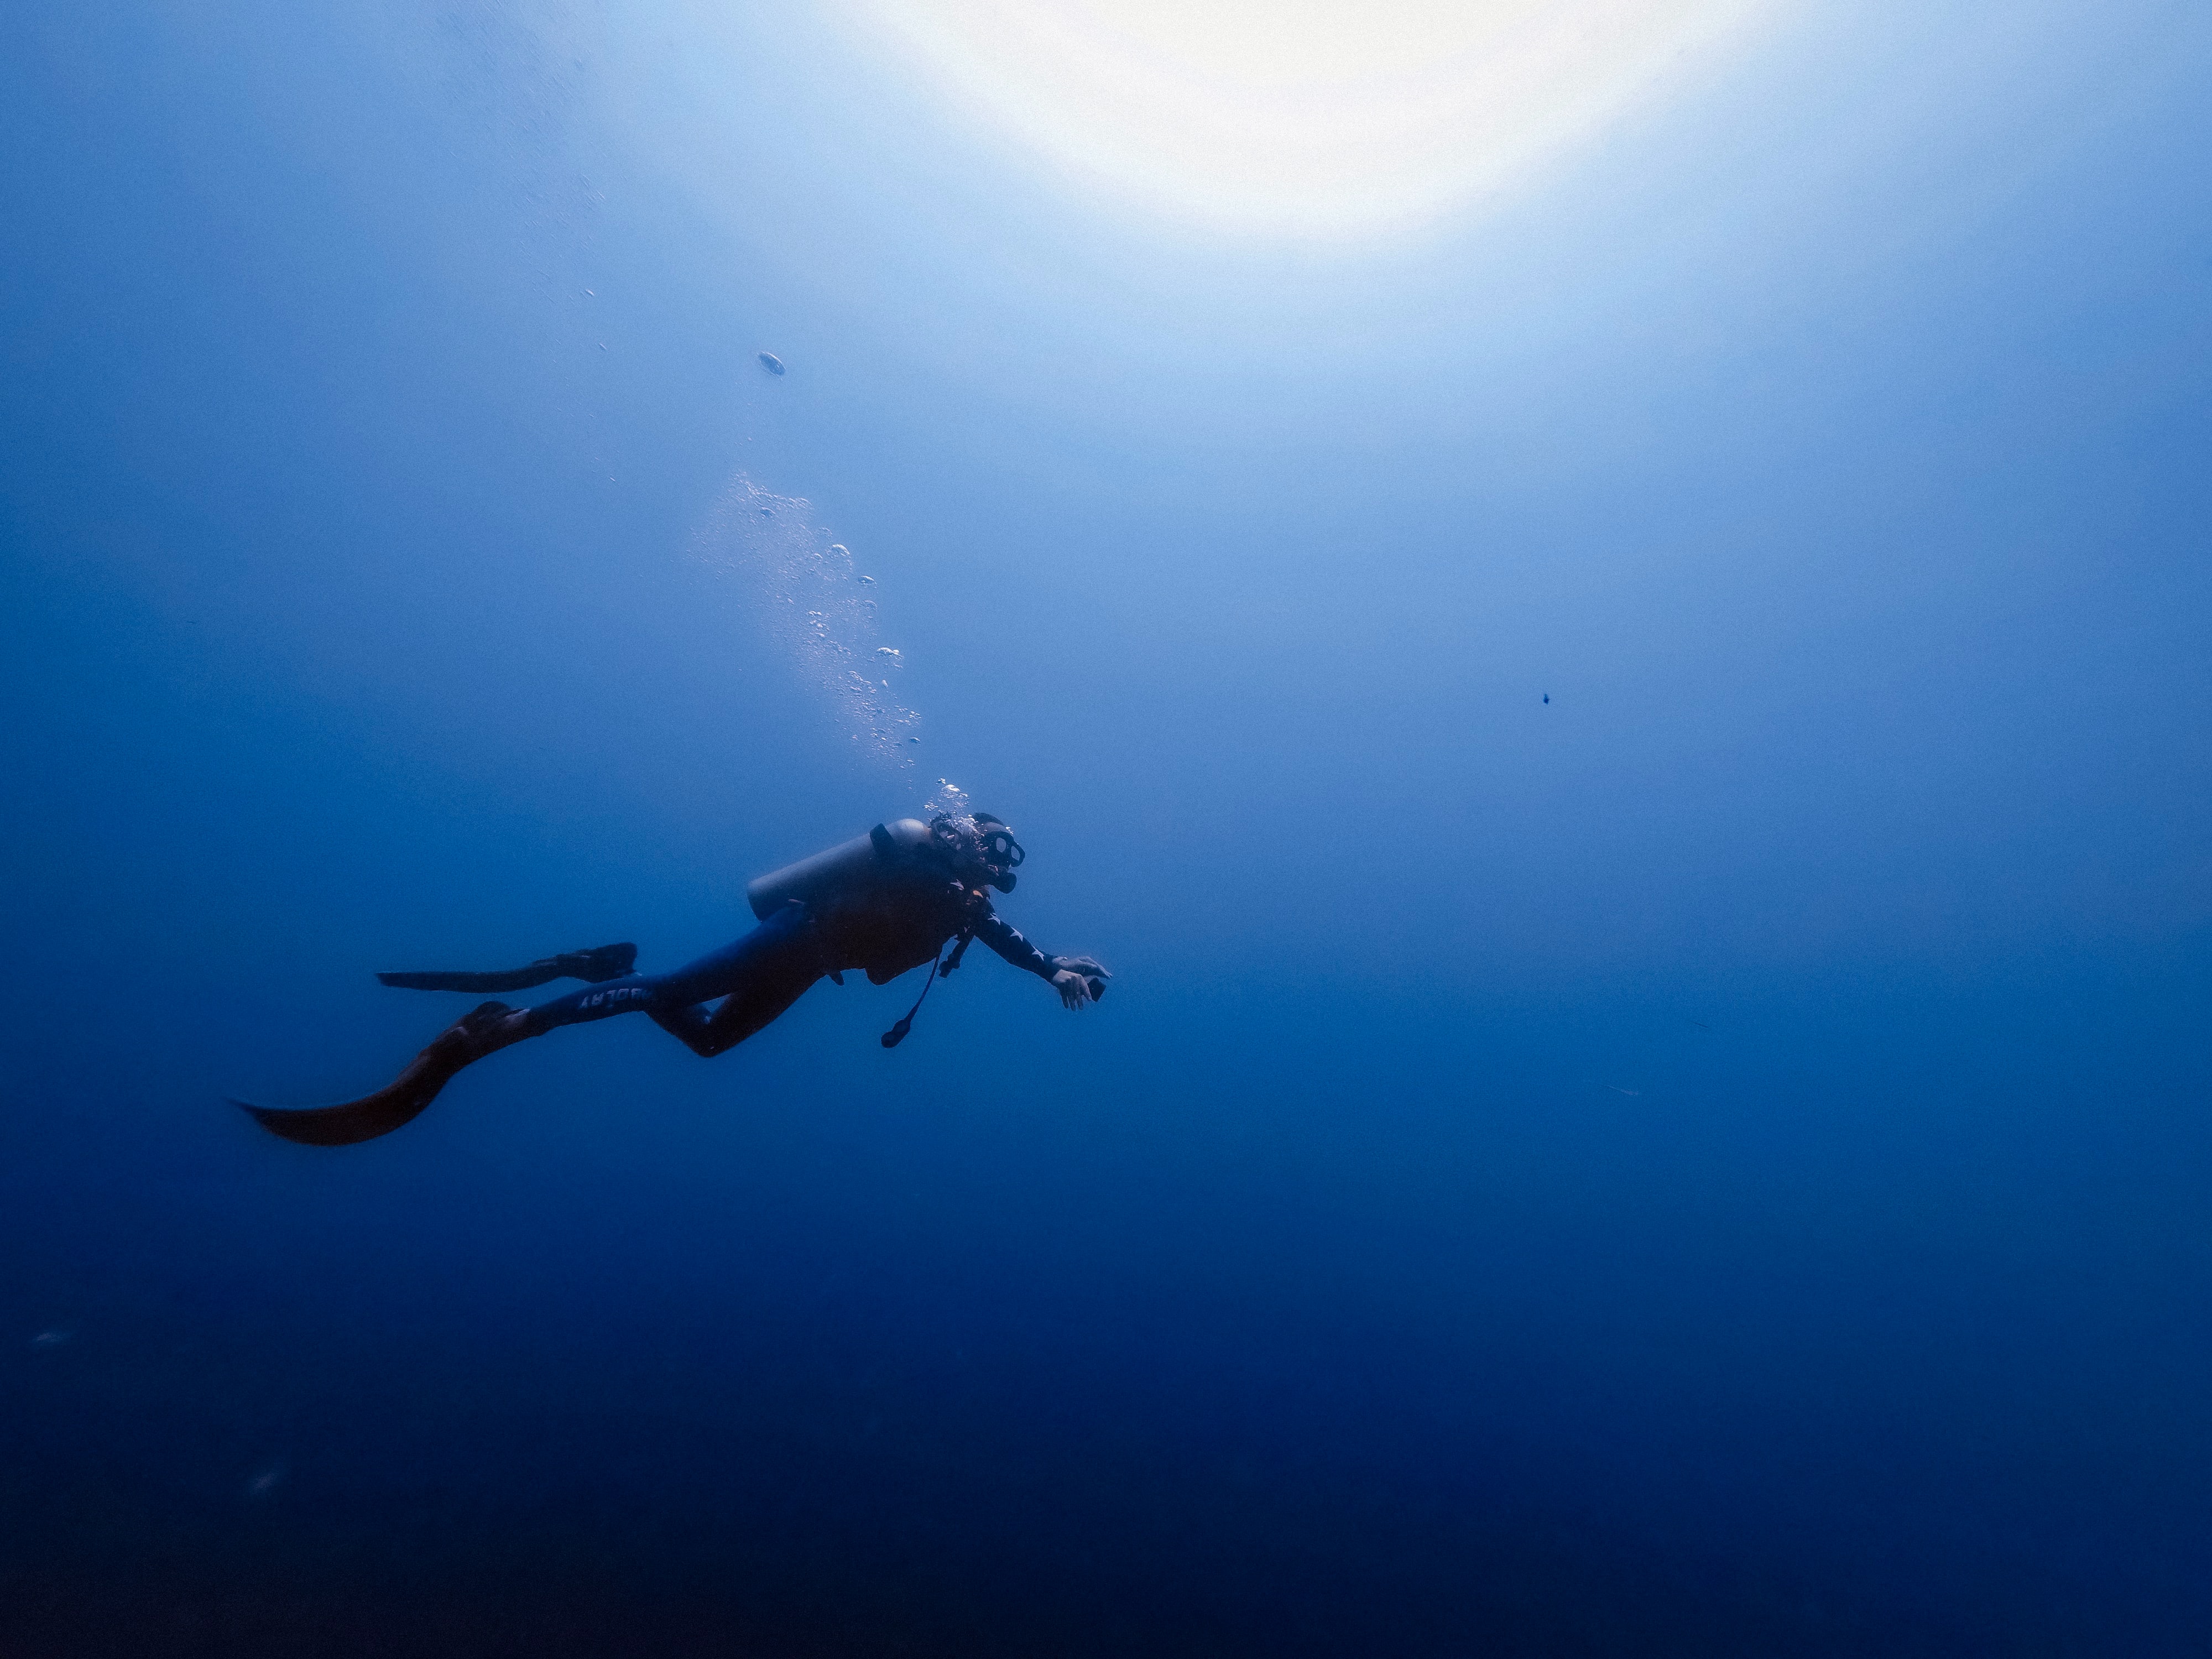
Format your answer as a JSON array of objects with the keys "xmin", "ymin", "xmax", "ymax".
[{"xmin": 832, "ymin": 0, "xmax": 1781, "ymax": 239}]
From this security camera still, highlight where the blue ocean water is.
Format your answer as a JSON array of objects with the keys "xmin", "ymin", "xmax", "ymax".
[{"xmin": 4, "ymin": 2, "xmax": 2210, "ymax": 1653}]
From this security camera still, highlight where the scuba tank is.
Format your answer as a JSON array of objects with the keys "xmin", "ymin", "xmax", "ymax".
[{"xmin": 745, "ymin": 818, "xmax": 938, "ymax": 921}]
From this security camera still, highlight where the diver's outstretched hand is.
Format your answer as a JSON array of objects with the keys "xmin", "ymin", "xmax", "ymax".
[{"xmin": 1050, "ymin": 956, "xmax": 1112, "ymax": 1009}]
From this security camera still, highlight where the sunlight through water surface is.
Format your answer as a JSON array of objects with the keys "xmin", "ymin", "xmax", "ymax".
[{"xmin": 830, "ymin": 0, "xmax": 1786, "ymax": 238}]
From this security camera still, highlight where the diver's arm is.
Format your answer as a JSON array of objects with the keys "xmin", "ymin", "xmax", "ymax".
[
  {"xmin": 972, "ymin": 912, "xmax": 1110, "ymax": 1009},
  {"xmin": 972, "ymin": 910, "xmax": 1055, "ymax": 978}
]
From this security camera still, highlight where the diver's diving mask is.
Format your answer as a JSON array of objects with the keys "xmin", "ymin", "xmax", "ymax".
[
  {"xmin": 972, "ymin": 816, "xmax": 1024, "ymax": 893},
  {"xmin": 980, "ymin": 826, "xmax": 1024, "ymax": 875},
  {"xmin": 931, "ymin": 812, "xmax": 1024, "ymax": 893}
]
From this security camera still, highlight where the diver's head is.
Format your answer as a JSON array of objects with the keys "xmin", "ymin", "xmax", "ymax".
[{"xmin": 928, "ymin": 811, "xmax": 1025, "ymax": 893}]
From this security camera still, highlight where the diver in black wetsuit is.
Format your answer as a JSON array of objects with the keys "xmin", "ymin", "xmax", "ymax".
[{"xmin": 238, "ymin": 812, "xmax": 1109, "ymax": 1146}]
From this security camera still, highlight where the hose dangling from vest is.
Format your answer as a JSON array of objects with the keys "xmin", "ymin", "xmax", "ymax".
[{"xmin": 880, "ymin": 928, "xmax": 970, "ymax": 1048}]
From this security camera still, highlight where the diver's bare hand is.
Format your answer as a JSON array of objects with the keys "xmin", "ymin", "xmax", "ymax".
[{"xmin": 1052, "ymin": 969, "xmax": 1094, "ymax": 1010}]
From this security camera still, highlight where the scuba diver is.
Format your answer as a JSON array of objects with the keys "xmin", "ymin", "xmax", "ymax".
[{"xmin": 237, "ymin": 812, "xmax": 1109, "ymax": 1146}]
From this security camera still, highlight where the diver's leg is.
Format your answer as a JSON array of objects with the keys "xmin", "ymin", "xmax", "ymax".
[
  {"xmin": 521, "ymin": 904, "xmax": 823, "ymax": 1057},
  {"xmin": 661, "ymin": 948, "xmax": 823, "ymax": 1058},
  {"xmin": 644, "ymin": 904, "xmax": 826, "ymax": 1057},
  {"xmin": 237, "ymin": 919, "xmax": 816, "ymax": 1145},
  {"xmin": 515, "ymin": 974, "xmax": 659, "ymax": 1031},
  {"xmin": 644, "ymin": 1000, "xmax": 719, "ymax": 1055}
]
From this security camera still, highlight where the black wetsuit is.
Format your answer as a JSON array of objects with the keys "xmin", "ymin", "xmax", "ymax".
[{"xmin": 521, "ymin": 873, "xmax": 1062, "ymax": 1057}]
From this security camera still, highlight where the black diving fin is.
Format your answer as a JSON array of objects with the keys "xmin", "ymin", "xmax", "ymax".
[
  {"xmin": 375, "ymin": 942, "xmax": 636, "ymax": 993},
  {"xmin": 234, "ymin": 1001, "xmax": 519, "ymax": 1146}
]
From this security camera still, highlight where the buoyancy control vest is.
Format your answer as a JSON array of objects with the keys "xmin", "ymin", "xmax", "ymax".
[{"xmin": 747, "ymin": 820, "xmax": 974, "ymax": 985}]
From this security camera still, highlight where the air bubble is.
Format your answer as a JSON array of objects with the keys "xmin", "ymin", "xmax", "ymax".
[{"xmin": 693, "ymin": 476, "xmax": 922, "ymax": 767}]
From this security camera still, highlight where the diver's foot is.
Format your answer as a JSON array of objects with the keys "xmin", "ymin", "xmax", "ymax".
[
  {"xmin": 430, "ymin": 1000, "xmax": 531, "ymax": 1063},
  {"xmin": 556, "ymin": 943, "xmax": 638, "ymax": 983},
  {"xmin": 460, "ymin": 998, "xmax": 515, "ymax": 1032}
]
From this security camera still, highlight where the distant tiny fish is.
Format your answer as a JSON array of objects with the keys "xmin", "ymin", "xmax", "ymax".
[
  {"xmin": 758, "ymin": 352, "xmax": 785, "ymax": 375},
  {"xmin": 1542, "ymin": 693, "xmax": 1550, "ymax": 704},
  {"xmin": 1603, "ymin": 1084, "xmax": 1640, "ymax": 1097},
  {"xmin": 247, "ymin": 1464, "xmax": 285, "ymax": 1498},
  {"xmin": 1686, "ymin": 1019, "xmax": 1713, "ymax": 1031},
  {"xmin": 30, "ymin": 1328, "xmax": 72, "ymax": 1349},
  {"xmin": 859, "ymin": 574, "xmax": 876, "ymax": 585}
]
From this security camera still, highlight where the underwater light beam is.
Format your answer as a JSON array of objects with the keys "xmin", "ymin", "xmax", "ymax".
[{"xmin": 831, "ymin": 0, "xmax": 1787, "ymax": 238}]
